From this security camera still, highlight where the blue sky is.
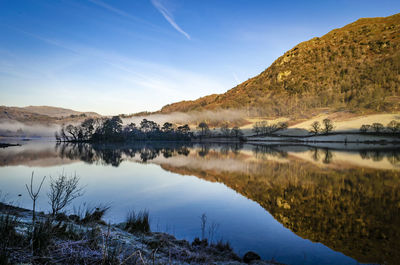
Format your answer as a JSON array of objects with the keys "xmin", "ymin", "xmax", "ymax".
[{"xmin": 0, "ymin": 0, "xmax": 399, "ymax": 115}]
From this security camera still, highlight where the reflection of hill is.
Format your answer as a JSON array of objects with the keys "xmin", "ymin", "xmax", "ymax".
[
  {"xmin": 0, "ymin": 148, "xmax": 76, "ymax": 167},
  {"xmin": 160, "ymin": 158, "xmax": 400, "ymax": 265},
  {"xmin": 2, "ymin": 142, "xmax": 400, "ymax": 264}
]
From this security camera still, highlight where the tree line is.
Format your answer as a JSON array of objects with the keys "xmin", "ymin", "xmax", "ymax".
[
  {"xmin": 55, "ymin": 116, "xmax": 192, "ymax": 142},
  {"xmin": 359, "ymin": 120, "xmax": 400, "ymax": 134},
  {"xmin": 198, "ymin": 122, "xmax": 244, "ymax": 139}
]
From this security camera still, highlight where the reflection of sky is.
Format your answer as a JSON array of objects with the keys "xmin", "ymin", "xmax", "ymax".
[{"xmin": 0, "ymin": 143, "xmax": 361, "ymax": 265}]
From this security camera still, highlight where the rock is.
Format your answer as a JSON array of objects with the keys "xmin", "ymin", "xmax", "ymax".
[
  {"xmin": 243, "ymin": 251, "xmax": 261, "ymax": 263},
  {"xmin": 277, "ymin": 70, "xmax": 291, "ymax": 82}
]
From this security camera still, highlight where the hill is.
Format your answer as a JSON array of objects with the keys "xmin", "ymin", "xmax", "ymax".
[
  {"xmin": 0, "ymin": 105, "xmax": 101, "ymax": 125},
  {"xmin": 160, "ymin": 13, "xmax": 400, "ymax": 118},
  {"xmin": 23, "ymin": 105, "xmax": 100, "ymax": 118}
]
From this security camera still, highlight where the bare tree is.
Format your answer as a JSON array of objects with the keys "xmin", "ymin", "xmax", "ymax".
[
  {"xmin": 200, "ymin": 213, "xmax": 207, "ymax": 240},
  {"xmin": 220, "ymin": 123, "xmax": 231, "ymax": 137},
  {"xmin": 310, "ymin": 121, "xmax": 321, "ymax": 135},
  {"xmin": 231, "ymin": 126, "xmax": 243, "ymax": 138},
  {"xmin": 387, "ymin": 120, "xmax": 400, "ymax": 133},
  {"xmin": 25, "ymin": 172, "xmax": 46, "ymax": 225},
  {"xmin": 277, "ymin": 121, "xmax": 289, "ymax": 131},
  {"xmin": 47, "ymin": 172, "xmax": 84, "ymax": 217},
  {"xmin": 360, "ymin": 124, "xmax": 370, "ymax": 133},
  {"xmin": 371, "ymin": 123, "xmax": 384, "ymax": 133},
  {"xmin": 322, "ymin": 118, "xmax": 334, "ymax": 134},
  {"xmin": 208, "ymin": 222, "xmax": 219, "ymax": 244},
  {"xmin": 252, "ymin": 123, "xmax": 261, "ymax": 136},
  {"xmin": 259, "ymin": 121, "xmax": 268, "ymax": 134}
]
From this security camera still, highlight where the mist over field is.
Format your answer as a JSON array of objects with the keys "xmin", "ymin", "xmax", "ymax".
[
  {"xmin": 122, "ymin": 109, "xmax": 248, "ymax": 127},
  {"xmin": 0, "ymin": 109, "xmax": 249, "ymax": 137},
  {"xmin": 0, "ymin": 121, "xmax": 60, "ymax": 137}
]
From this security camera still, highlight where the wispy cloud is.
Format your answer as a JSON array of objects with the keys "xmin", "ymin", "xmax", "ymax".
[
  {"xmin": 1, "ymin": 28, "xmax": 226, "ymax": 114},
  {"xmin": 88, "ymin": 0, "xmax": 160, "ymax": 30},
  {"xmin": 150, "ymin": 0, "xmax": 191, "ymax": 40}
]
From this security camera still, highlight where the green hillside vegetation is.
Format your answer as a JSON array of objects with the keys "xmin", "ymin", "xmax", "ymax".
[{"xmin": 160, "ymin": 13, "xmax": 400, "ymax": 118}]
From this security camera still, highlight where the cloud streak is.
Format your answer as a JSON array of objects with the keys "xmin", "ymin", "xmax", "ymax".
[{"xmin": 151, "ymin": 0, "xmax": 191, "ymax": 40}]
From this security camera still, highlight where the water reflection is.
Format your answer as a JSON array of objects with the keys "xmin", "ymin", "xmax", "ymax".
[
  {"xmin": 1, "ymin": 141, "xmax": 400, "ymax": 265},
  {"xmin": 55, "ymin": 142, "xmax": 194, "ymax": 166}
]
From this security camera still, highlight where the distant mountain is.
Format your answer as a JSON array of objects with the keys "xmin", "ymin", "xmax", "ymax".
[
  {"xmin": 161, "ymin": 13, "xmax": 400, "ymax": 117},
  {"xmin": 23, "ymin": 106, "xmax": 100, "ymax": 118},
  {"xmin": 0, "ymin": 105, "xmax": 101, "ymax": 125}
]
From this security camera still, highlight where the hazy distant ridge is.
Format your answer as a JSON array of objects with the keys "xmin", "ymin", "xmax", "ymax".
[{"xmin": 0, "ymin": 105, "xmax": 100, "ymax": 125}]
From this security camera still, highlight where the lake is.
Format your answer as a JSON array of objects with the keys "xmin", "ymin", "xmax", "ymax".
[{"xmin": 0, "ymin": 140, "xmax": 399, "ymax": 265}]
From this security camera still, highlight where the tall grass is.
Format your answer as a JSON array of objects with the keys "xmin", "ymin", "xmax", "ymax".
[
  {"xmin": 73, "ymin": 203, "xmax": 110, "ymax": 224},
  {"xmin": 124, "ymin": 210, "xmax": 150, "ymax": 234}
]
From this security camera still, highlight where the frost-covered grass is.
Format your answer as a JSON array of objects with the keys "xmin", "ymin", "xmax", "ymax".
[{"xmin": 0, "ymin": 203, "xmax": 278, "ymax": 265}]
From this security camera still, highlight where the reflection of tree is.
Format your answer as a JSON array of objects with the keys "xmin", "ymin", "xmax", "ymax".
[
  {"xmin": 55, "ymin": 142, "xmax": 195, "ymax": 166},
  {"xmin": 198, "ymin": 145, "xmax": 210, "ymax": 157},
  {"xmin": 230, "ymin": 143, "xmax": 243, "ymax": 154},
  {"xmin": 323, "ymin": 149, "xmax": 333, "ymax": 164},
  {"xmin": 359, "ymin": 150, "xmax": 369, "ymax": 160},
  {"xmin": 359, "ymin": 149, "xmax": 400, "ymax": 164},
  {"xmin": 101, "ymin": 149, "xmax": 123, "ymax": 167},
  {"xmin": 220, "ymin": 145, "xmax": 230, "ymax": 155},
  {"xmin": 140, "ymin": 148, "xmax": 159, "ymax": 162},
  {"xmin": 388, "ymin": 152, "xmax": 400, "ymax": 166},
  {"xmin": 372, "ymin": 151, "xmax": 384, "ymax": 162},
  {"xmin": 252, "ymin": 145, "xmax": 288, "ymax": 159},
  {"xmin": 177, "ymin": 147, "xmax": 190, "ymax": 156},
  {"xmin": 312, "ymin": 148, "xmax": 320, "ymax": 162}
]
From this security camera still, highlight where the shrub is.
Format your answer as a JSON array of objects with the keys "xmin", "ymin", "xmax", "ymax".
[
  {"xmin": 0, "ymin": 213, "xmax": 22, "ymax": 249},
  {"xmin": 124, "ymin": 210, "xmax": 150, "ymax": 234},
  {"xmin": 192, "ymin": 237, "xmax": 208, "ymax": 247},
  {"xmin": 47, "ymin": 172, "xmax": 84, "ymax": 217},
  {"xmin": 80, "ymin": 205, "xmax": 110, "ymax": 224},
  {"xmin": 214, "ymin": 240, "xmax": 232, "ymax": 252}
]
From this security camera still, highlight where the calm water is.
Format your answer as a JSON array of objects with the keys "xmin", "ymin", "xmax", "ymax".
[{"xmin": 1, "ymin": 140, "xmax": 399, "ymax": 265}]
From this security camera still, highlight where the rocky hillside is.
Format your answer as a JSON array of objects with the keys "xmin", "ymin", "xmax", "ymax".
[{"xmin": 161, "ymin": 13, "xmax": 400, "ymax": 117}]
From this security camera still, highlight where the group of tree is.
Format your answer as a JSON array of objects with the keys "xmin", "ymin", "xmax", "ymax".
[
  {"xmin": 359, "ymin": 120, "xmax": 400, "ymax": 134},
  {"xmin": 252, "ymin": 121, "xmax": 289, "ymax": 136},
  {"xmin": 197, "ymin": 122, "xmax": 244, "ymax": 139},
  {"xmin": 219, "ymin": 123, "xmax": 244, "ymax": 138},
  {"xmin": 309, "ymin": 119, "xmax": 335, "ymax": 135},
  {"xmin": 55, "ymin": 116, "xmax": 192, "ymax": 142}
]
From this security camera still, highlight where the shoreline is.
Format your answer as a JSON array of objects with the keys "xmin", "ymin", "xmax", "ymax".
[{"xmin": 0, "ymin": 203, "xmax": 281, "ymax": 265}]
